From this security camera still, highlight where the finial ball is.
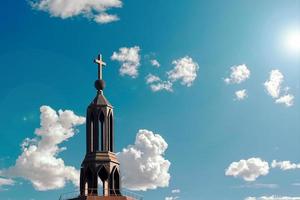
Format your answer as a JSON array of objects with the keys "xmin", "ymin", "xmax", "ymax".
[{"xmin": 95, "ymin": 79, "xmax": 106, "ymax": 90}]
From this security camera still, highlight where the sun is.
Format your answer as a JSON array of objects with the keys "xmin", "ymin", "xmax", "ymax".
[{"xmin": 284, "ymin": 28, "xmax": 300, "ymax": 54}]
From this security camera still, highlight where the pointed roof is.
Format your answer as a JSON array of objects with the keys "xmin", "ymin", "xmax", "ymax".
[{"xmin": 91, "ymin": 91, "xmax": 112, "ymax": 107}]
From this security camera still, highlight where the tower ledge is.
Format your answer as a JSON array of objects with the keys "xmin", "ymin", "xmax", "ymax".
[
  {"xmin": 70, "ymin": 196, "xmax": 134, "ymax": 200},
  {"xmin": 83, "ymin": 151, "xmax": 120, "ymax": 164}
]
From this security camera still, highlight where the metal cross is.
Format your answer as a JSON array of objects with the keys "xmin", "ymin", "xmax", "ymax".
[{"xmin": 94, "ymin": 54, "xmax": 106, "ymax": 80}]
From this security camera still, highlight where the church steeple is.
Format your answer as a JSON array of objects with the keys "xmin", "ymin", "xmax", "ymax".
[
  {"xmin": 85, "ymin": 54, "xmax": 114, "ymax": 153},
  {"xmin": 79, "ymin": 54, "xmax": 121, "ymax": 197}
]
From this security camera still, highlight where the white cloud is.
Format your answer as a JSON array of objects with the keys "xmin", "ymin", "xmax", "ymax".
[
  {"xmin": 167, "ymin": 56, "xmax": 199, "ymax": 87},
  {"xmin": 172, "ymin": 189, "xmax": 180, "ymax": 194},
  {"xmin": 145, "ymin": 74, "xmax": 173, "ymax": 92},
  {"xmin": 1, "ymin": 106, "xmax": 85, "ymax": 191},
  {"xmin": 146, "ymin": 74, "xmax": 161, "ymax": 84},
  {"xmin": 0, "ymin": 177, "xmax": 14, "ymax": 188},
  {"xmin": 111, "ymin": 46, "xmax": 141, "ymax": 78},
  {"xmin": 271, "ymin": 160, "xmax": 300, "ymax": 170},
  {"xmin": 275, "ymin": 94, "xmax": 294, "ymax": 107},
  {"xmin": 1, "ymin": 107, "xmax": 171, "ymax": 192},
  {"xmin": 225, "ymin": 158, "xmax": 269, "ymax": 181},
  {"xmin": 149, "ymin": 81, "xmax": 173, "ymax": 92},
  {"xmin": 94, "ymin": 13, "xmax": 119, "ymax": 24},
  {"xmin": 234, "ymin": 183, "xmax": 278, "ymax": 189},
  {"xmin": 264, "ymin": 70, "xmax": 284, "ymax": 98},
  {"xmin": 245, "ymin": 196, "xmax": 300, "ymax": 200},
  {"xmin": 224, "ymin": 64, "xmax": 250, "ymax": 84},
  {"xmin": 29, "ymin": 0, "xmax": 122, "ymax": 24},
  {"xmin": 264, "ymin": 70, "xmax": 295, "ymax": 106},
  {"xmin": 150, "ymin": 59, "xmax": 160, "ymax": 68},
  {"xmin": 165, "ymin": 188, "xmax": 180, "ymax": 200},
  {"xmin": 235, "ymin": 89, "xmax": 248, "ymax": 100},
  {"xmin": 165, "ymin": 197, "xmax": 179, "ymax": 200},
  {"xmin": 117, "ymin": 129, "xmax": 171, "ymax": 191}
]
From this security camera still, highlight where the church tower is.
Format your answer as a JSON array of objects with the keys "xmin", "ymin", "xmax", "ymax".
[{"xmin": 76, "ymin": 54, "xmax": 127, "ymax": 200}]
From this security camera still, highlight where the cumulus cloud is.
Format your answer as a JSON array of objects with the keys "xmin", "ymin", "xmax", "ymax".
[
  {"xmin": 235, "ymin": 89, "xmax": 248, "ymax": 100},
  {"xmin": 111, "ymin": 46, "xmax": 141, "ymax": 78},
  {"xmin": 245, "ymin": 196, "xmax": 300, "ymax": 200},
  {"xmin": 264, "ymin": 70, "xmax": 295, "ymax": 107},
  {"xmin": 0, "ymin": 177, "xmax": 15, "ymax": 188},
  {"xmin": 167, "ymin": 56, "xmax": 199, "ymax": 87},
  {"xmin": 117, "ymin": 129, "xmax": 171, "ymax": 191},
  {"xmin": 145, "ymin": 74, "xmax": 173, "ymax": 92},
  {"xmin": 29, "ymin": 0, "xmax": 122, "ymax": 24},
  {"xmin": 224, "ymin": 64, "xmax": 250, "ymax": 84},
  {"xmin": 271, "ymin": 160, "xmax": 300, "ymax": 170},
  {"xmin": 146, "ymin": 74, "xmax": 161, "ymax": 84},
  {"xmin": 264, "ymin": 70, "xmax": 284, "ymax": 98},
  {"xmin": 225, "ymin": 158, "xmax": 269, "ymax": 181},
  {"xmin": 149, "ymin": 81, "xmax": 173, "ymax": 92},
  {"xmin": 275, "ymin": 94, "xmax": 294, "ymax": 107},
  {"xmin": 150, "ymin": 59, "xmax": 160, "ymax": 68},
  {"xmin": 0, "ymin": 106, "xmax": 85, "ymax": 191}
]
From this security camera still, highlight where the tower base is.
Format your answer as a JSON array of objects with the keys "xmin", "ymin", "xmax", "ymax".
[{"xmin": 69, "ymin": 196, "xmax": 134, "ymax": 200}]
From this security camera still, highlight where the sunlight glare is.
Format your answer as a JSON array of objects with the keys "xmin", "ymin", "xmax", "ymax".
[{"xmin": 284, "ymin": 29, "xmax": 300, "ymax": 54}]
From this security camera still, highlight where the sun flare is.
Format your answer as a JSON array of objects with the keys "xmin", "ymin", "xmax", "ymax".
[{"xmin": 284, "ymin": 29, "xmax": 300, "ymax": 54}]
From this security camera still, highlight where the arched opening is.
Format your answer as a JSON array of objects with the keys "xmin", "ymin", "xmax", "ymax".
[
  {"xmin": 86, "ymin": 167, "xmax": 94, "ymax": 195},
  {"xmin": 98, "ymin": 167, "xmax": 109, "ymax": 196},
  {"xmin": 99, "ymin": 112, "xmax": 105, "ymax": 151},
  {"xmin": 109, "ymin": 113, "xmax": 114, "ymax": 152},
  {"xmin": 113, "ymin": 169, "xmax": 121, "ymax": 195},
  {"xmin": 90, "ymin": 114, "xmax": 94, "ymax": 152}
]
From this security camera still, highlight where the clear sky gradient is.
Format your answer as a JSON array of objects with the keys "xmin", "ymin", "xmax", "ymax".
[{"xmin": 0, "ymin": 0, "xmax": 299, "ymax": 200}]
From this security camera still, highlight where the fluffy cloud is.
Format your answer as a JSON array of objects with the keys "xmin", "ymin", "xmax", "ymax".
[
  {"xmin": 264, "ymin": 70, "xmax": 295, "ymax": 107},
  {"xmin": 111, "ymin": 46, "xmax": 141, "ymax": 78},
  {"xmin": 1, "ymin": 106, "xmax": 85, "ymax": 191},
  {"xmin": 172, "ymin": 189, "xmax": 180, "ymax": 193},
  {"xmin": 146, "ymin": 74, "xmax": 161, "ymax": 84},
  {"xmin": 165, "ymin": 197, "xmax": 179, "ymax": 200},
  {"xmin": 29, "ymin": 0, "xmax": 122, "ymax": 24},
  {"xmin": 271, "ymin": 160, "xmax": 300, "ymax": 170},
  {"xmin": 264, "ymin": 70, "xmax": 284, "ymax": 98},
  {"xmin": 1, "ymin": 107, "xmax": 171, "ymax": 192},
  {"xmin": 245, "ymin": 196, "xmax": 300, "ymax": 200},
  {"xmin": 225, "ymin": 158, "xmax": 269, "ymax": 181},
  {"xmin": 145, "ymin": 74, "xmax": 173, "ymax": 92},
  {"xmin": 165, "ymin": 189, "xmax": 180, "ymax": 200},
  {"xmin": 224, "ymin": 64, "xmax": 250, "ymax": 84},
  {"xmin": 235, "ymin": 89, "xmax": 248, "ymax": 100},
  {"xmin": 275, "ymin": 94, "xmax": 294, "ymax": 107},
  {"xmin": 150, "ymin": 59, "xmax": 160, "ymax": 68},
  {"xmin": 0, "ymin": 177, "xmax": 15, "ymax": 188},
  {"xmin": 149, "ymin": 81, "xmax": 173, "ymax": 92},
  {"xmin": 117, "ymin": 129, "xmax": 171, "ymax": 191},
  {"xmin": 94, "ymin": 13, "xmax": 119, "ymax": 24},
  {"xmin": 167, "ymin": 56, "xmax": 199, "ymax": 87}
]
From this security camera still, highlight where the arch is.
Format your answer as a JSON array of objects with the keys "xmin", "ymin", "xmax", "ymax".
[
  {"xmin": 113, "ymin": 169, "xmax": 121, "ymax": 195},
  {"xmin": 90, "ymin": 114, "xmax": 94, "ymax": 152},
  {"xmin": 98, "ymin": 166, "xmax": 109, "ymax": 182},
  {"xmin": 99, "ymin": 112, "xmax": 105, "ymax": 151},
  {"xmin": 109, "ymin": 112, "xmax": 114, "ymax": 152},
  {"xmin": 98, "ymin": 166, "xmax": 109, "ymax": 196},
  {"xmin": 85, "ymin": 167, "xmax": 94, "ymax": 195}
]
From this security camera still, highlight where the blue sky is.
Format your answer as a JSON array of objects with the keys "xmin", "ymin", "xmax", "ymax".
[{"xmin": 0, "ymin": 0, "xmax": 299, "ymax": 200}]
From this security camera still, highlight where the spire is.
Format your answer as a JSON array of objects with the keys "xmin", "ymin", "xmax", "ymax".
[{"xmin": 94, "ymin": 53, "xmax": 107, "ymax": 91}]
